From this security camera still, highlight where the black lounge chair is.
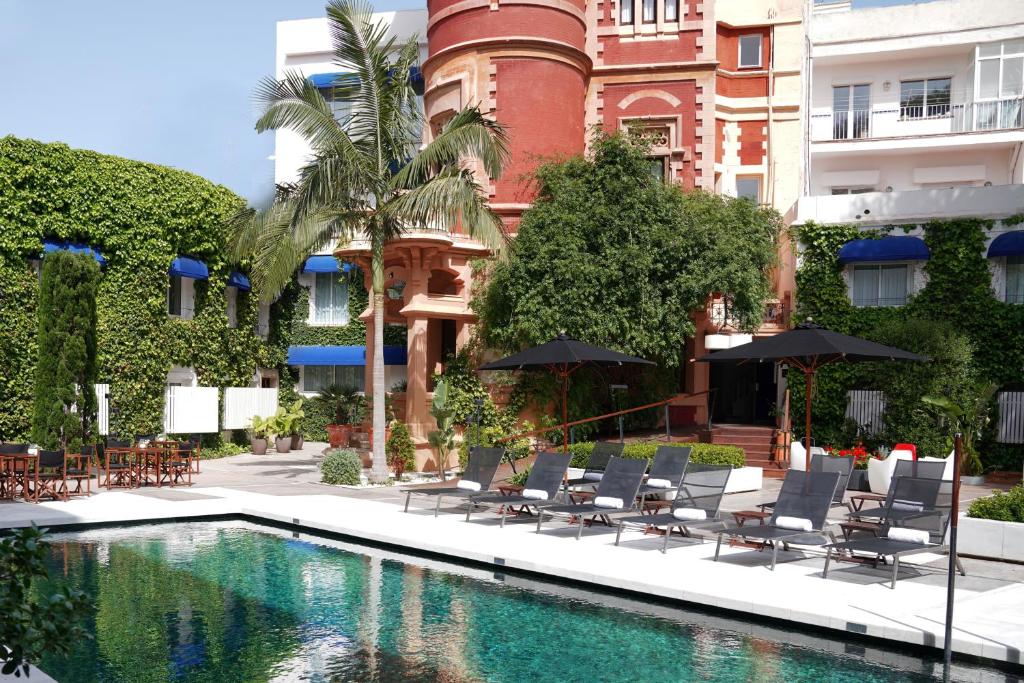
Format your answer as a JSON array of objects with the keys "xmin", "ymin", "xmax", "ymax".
[
  {"xmin": 535, "ymin": 456, "xmax": 648, "ymax": 540},
  {"xmin": 562, "ymin": 442, "xmax": 624, "ymax": 493},
  {"xmin": 714, "ymin": 469, "xmax": 841, "ymax": 570},
  {"xmin": 614, "ymin": 463, "xmax": 732, "ymax": 553},
  {"xmin": 759, "ymin": 453, "xmax": 853, "ymax": 514},
  {"xmin": 635, "ymin": 446, "xmax": 691, "ymax": 509},
  {"xmin": 464, "ymin": 451, "xmax": 572, "ymax": 526},
  {"xmin": 402, "ymin": 447, "xmax": 505, "ymax": 517},
  {"xmin": 823, "ymin": 476, "xmax": 964, "ymax": 589},
  {"xmin": 848, "ymin": 459, "xmax": 948, "ymax": 524}
]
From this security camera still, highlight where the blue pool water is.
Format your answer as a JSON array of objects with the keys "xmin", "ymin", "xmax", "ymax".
[{"xmin": 35, "ymin": 522, "xmax": 1002, "ymax": 682}]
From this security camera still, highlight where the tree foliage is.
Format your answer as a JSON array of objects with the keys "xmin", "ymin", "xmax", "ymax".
[
  {"xmin": 475, "ymin": 131, "xmax": 781, "ymax": 366},
  {"xmin": 31, "ymin": 251, "xmax": 100, "ymax": 449}
]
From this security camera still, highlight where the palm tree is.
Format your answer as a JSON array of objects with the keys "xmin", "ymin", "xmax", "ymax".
[{"xmin": 230, "ymin": 0, "xmax": 509, "ymax": 481}]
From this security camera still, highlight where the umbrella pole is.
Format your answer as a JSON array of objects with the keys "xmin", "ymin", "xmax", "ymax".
[
  {"xmin": 562, "ymin": 372, "xmax": 569, "ymax": 453},
  {"xmin": 804, "ymin": 368, "xmax": 814, "ymax": 451},
  {"xmin": 943, "ymin": 432, "xmax": 964, "ymax": 681}
]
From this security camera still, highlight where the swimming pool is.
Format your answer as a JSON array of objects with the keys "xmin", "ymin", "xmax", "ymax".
[{"xmin": 35, "ymin": 521, "xmax": 1005, "ymax": 682}]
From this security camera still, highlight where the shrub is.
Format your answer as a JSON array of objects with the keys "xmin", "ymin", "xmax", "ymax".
[
  {"xmin": 567, "ymin": 441, "xmax": 746, "ymax": 469},
  {"xmin": 387, "ymin": 421, "xmax": 416, "ymax": 478},
  {"xmin": 458, "ymin": 425, "xmax": 532, "ymax": 470},
  {"xmin": 967, "ymin": 484, "xmax": 1024, "ymax": 523},
  {"xmin": 321, "ymin": 448, "xmax": 362, "ymax": 485},
  {"xmin": 507, "ymin": 467, "xmax": 531, "ymax": 487},
  {"xmin": 200, "ymin": 443, "xmax": 247, "ymax": 460}
]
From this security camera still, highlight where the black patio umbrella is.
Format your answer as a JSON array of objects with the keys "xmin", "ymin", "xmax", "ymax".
[
  {"xmin": 697, "ymin": 320, "xmax": 927, "ymax": 449},
  {"xmin": 479, "ymin": 333, "xmax": 655, "ymax": 451}
]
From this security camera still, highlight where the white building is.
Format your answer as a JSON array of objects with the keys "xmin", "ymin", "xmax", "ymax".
[{"xmin": 793, "ymin": 0, "xmax": 1024, "ymax": 309}]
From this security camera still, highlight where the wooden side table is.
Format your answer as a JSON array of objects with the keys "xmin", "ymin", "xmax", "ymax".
[
  {"xmin": 848, "ymin": 493, "xmax": 886, "ymax": 512},
  {"xmin": 732, "ymin": 510, "xmax": 771, "ymax": 527}
]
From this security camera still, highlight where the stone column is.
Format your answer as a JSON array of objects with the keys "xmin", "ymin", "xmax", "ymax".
[{"xmin": 405, "ymin": 316, "xmax": 433, "ymax": 471}]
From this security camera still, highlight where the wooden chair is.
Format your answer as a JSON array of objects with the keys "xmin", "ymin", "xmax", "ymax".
[
  {"xmin": 0, "ymin": 443, "xmax": 30, "ymax": 499},
  {"xmin": 33, "ymin": 449, "xmax": 68, "ymax": 502},
  {"xmin": 164, "ymin": 442, "xmax": 194, "ymax": 487},
  {"xmin": 66, "ymin": 445, "xmax": 94, "ymax": 497},
  {"xmin": 104, "ymin": 438, "xmax": 135, "ymax": 489},
  {"xmin": 186, "ymin": 434, "xmax": 202, "ymax": 473}
]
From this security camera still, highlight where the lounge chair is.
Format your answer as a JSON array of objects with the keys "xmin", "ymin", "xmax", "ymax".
[
  {"xmin": 402, "ymin": 447, "xmax": 505, "ymax": 517},
  {"xmin": 562, "ymin": 442, "xmax": 625, "ymax": 493},
  {"xmin": 849, "ymin": 459, "xmax": 947, "ymax": 524},
  {"xmin": 759, "ymin": 453, "xmax": 853, "ymax": 514},
  {"xmin": 713, "ymin": 469, "xmax": 841, "ymax": 570},
  {"xmin": 823, "ymin": 476, "xmax": 965, "ymax": 589},
  {"xmin": 464, "ymin": 451, "xmax": 572, "ymax": 526},
  {"xmin": 635, "ymin": 446, "xmax": 691, "ymax": 509},
  {"xmin": 535, "ymin": 456, "xmax": 648, "ymax": 540},
  {"xmin": 614, "ymin": 463, "xmax": 732, "ymax": 553}
]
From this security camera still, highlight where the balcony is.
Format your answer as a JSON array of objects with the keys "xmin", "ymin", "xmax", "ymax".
[
  {"xmin": 811, "ymin": 96, "xmax": 1024, "ymax": 144},
  {"xmin": 793, "ymin": 184, "xmax": 1024, "ymax": 226}
]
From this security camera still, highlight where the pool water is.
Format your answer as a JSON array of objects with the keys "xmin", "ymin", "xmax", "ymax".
[{"xmin": 34, "ymin": 522, "xmax": 1001, "ymax": 682}]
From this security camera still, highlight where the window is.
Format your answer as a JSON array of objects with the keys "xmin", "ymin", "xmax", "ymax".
[
  {"xmin": 852, "ymin": 264, "xmax": 908, "ymax": 307},
  {"xmin": 832, "ymin": 84, "xmax": 871, "ymax": 139},
  {"xmin": 168, "ymin": 276, "xmax": 182, "ymax": 316},
  {"xmin": 1007, "ymin": 256, "xmax": 1024, "ymax": 304},
  {"xmin": 226, "ymin": 287, "xmax": 238, "ymax": 329},
  {"xmin": 619, "ymin": 0, "xmax": 633, "ymax": 24},
  {"xmin": 664, "ymin": 0, "xmax": 678, "ymax": 22},
  {"xmin": 642, "ymin": 0, "xmax": 655, "ymax": 23},
  {"xmin": 975, "ymin": 40, "xmax": 1024, "ymax": 130},
  {"xmin": 303, "ymin": 366, "xmax": 364, "ymax": 393},
  {"xmin": 646, "ymin": 157, "xmax": 668, "ymax": 183},
  {"xmin": 899, "ymin": 78, "xmax": 951, "ymax": 119},
  {"xmin": 736, "ymin": 177, "xmax": 761, "ymax": 202},
  {"xmin": 312, "ymin": 272, "xmax": 349, "ymax": 325},
  {"xmin": 831, "ymin": 187, "xmax": 874, "ymax": 195},
  {"xmin": 738, "ymin": 34, "xmax": 763, "ymax": 69}
]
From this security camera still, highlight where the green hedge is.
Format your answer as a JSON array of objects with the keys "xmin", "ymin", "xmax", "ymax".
[
  {"xmin": 967, "ymin": 484, "xmax": 1024, "ymax": 523},
  {"xmin": 567, "ymin": 441, "xmax": 746, "ymax": 469},
  {"xmin": 321, "ymin": 448, "xmax": 363, "ymax": 485}
]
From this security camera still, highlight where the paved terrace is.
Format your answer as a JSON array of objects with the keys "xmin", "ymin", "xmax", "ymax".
[{"xmin": 2, "ymin": 444, "xmax": 1023, "ymax": 670}]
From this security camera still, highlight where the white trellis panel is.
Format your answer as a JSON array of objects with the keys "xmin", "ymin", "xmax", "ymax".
[
  {"xmin": 223, "ymin": 387, "xmax": 279, "ymax": 430},
  {"xmin": 164, "ymin": 386, "xmax": 219, "ymax": 434},
  {"xmin": 997, "ymin": 391, "xmax": 1024, "ymax": 444},
  {"xmin": 845, "ymin": 390, "xmax": 886, "ymax": 436},
  {"xmin": 94, "ymin": 384, "xmax": 110, "ymax": 436}
]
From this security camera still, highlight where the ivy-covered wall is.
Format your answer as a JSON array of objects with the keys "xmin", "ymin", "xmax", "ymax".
[
  {"xmin": 0, "ymin": 136, "xmax": 270, "ymax": 439},
  {"xmin": 793, "ymin": 215, "xmax": 1024, "ymax": 469}
]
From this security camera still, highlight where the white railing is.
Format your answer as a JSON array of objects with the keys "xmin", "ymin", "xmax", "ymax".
[
  {"xmin": 164, "ymin": 386, "xmax": 219, "ymax": 434},
  {"xmin": 95, "ymin": 384, "xmax": 110, "ymax": 436},
  {"xmin": 997, "ymin": 391, "xmax": 1024, "ymax": 444},
  {"xmin": 845, "ymin": 390, "xmax": 885, "ymax": 436},
  {"xmin": 223, "ymin": 387, "xmax": 279, "ymax": 430}
]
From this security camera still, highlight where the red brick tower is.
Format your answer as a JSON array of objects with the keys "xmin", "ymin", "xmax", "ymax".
[{"xmin": 423, "ymin": 0, "xmax": 590, "ymax": 232}]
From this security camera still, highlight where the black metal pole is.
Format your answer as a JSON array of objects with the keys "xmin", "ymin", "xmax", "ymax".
[
  {"xmin": 664, "ymin": 404, "xmax": 671, "ymax": 440},
  {"xmin": 943, "ymin": 432, "xmax": 963, "ymax": 682}
]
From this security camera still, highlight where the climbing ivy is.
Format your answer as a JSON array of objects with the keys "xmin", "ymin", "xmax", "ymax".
[{"xmin": 793, "ymin": 217, "xmax": 1024, "ymax": 469}]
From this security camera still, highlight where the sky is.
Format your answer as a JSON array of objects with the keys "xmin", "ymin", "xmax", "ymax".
[{"xmin": 2, "ymin": 0, "xmax": 918, "ymax": 203}]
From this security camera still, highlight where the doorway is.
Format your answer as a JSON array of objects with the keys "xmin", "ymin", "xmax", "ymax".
[{"xmin": 709, "ymin": 358, "xmax": 777, "ymax": 425}]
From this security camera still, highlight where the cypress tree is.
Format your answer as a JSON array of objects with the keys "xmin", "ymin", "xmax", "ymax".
[{"xmin": 31, "ymin": 250, "xmax": 100, "ymax": 450}]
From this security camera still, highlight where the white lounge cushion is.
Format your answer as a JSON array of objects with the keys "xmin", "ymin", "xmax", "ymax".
[
  {"xmin": 672, "ymin": 507, "xmax": 707, "ymax": 521},
  {"xmin": 646, "ymin": 478, "xmax": 673, "ymax": 489},
  {"xmin": 775, "ymin": 516, "xmax": 813, "ymax": 532},
  {"xmin": 522, "ymin": 488, "xmax": 548, "ymax": 500},
  {"xmin": 456, "ymin": 479, "xmax": 481, "ymax": 492},
  {"xmin": 886, "ymin": 527, "xmax": 931, "ymax": 545},
  {"xmin": 594, "ymin": 496, "xmax": 624, "ymax": 509},
  {"xmin": 583, "ymin": 472, "xmax": 604, "ymax": 482}
]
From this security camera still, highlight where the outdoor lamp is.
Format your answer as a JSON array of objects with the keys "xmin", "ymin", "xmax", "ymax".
[{"xmin": 386, "ymin": 280, "xmax": 406, "ymax": 300}]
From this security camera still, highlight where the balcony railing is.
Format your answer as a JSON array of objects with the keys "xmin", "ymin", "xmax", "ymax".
[
  {"xmin": 709, "ymin": 299, "xmax": 789, "ymax": 328},
  {"xmin": 763, "ymin": 301, "xmax": 789, "ymax": 326},
  {"xmin": 812, "ymin": 96, "xmax": 1024, "ymax": 141}
]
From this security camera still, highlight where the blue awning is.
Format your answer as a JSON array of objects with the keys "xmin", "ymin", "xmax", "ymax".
[
  {"xmin": 308, "ymin": 72, "xmax": 349, "ymax": 88},
  {"xmin": 169, "ymin": 256, "xmax": 209, "ymax": 280},
  {"xmin": 42, "ymin": 240, "xmax": 106, "ymax": 266},
  {"xmin": 287, "ymin": 345, "xmax": 407, "ymax": 366},
  {"xmin": 302, "ymin": 255, "xmax": 352, "ymax": 274},
  {"xmin": 988, "ymin": 231, "xmax": 1024, "ymax": 258},
  {"xmin": 227, "ymin": 271, "xmax": 251, "ymax": 291},
  {"xmin": 837, "ymin": 236, "xmax": 930, "ymax": 264},
  {"xmin": 310, "ymin": 67, "xmax": 422, "ymax": 91}
]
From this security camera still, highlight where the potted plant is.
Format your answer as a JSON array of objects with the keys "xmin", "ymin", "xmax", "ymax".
[
  {"xmin": 316, "ymin": 384, "xmax": 359, "ymax": 448},
  {"xmin": 285, "ymin": 399, "xmax": 305, "ymax": 450},
  {"xmin": 386, "ymin": 420, "xmax": 415, "ymax": 480},
  {"xmin": 922, "ymin": 381, "xmax": 997, "ymax": 485},
  {"xmin": 248, "ymin": 414, "xmax": 272, "ymax": 455},
  {"xmin": 427, "ymin": 379, "xmax": 456, "ymax": 480}
]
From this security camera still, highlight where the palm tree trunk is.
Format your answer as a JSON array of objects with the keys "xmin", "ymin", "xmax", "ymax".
[{"xmin": 370, "ymin": 234, "xmax": 388, "ymax": 483}]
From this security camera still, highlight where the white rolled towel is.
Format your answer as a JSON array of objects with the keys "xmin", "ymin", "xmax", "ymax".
[
  {"xmin": 775, "ymin": 516, "xmax": 813, "ymax": 532},
  {"xmin": 672, "ymin": 507, "xmax": 707, "ymax": 521},
  {"xmin": 646, "ymin": 478, "xmax": 673, "ymax": 489},
  {"xmin": 522, "ymin": 488, "xmax": 548, "ymax": 500},
  {"xmin": 891, "ymin": 500, "xmax": 924, "ymax": 513},
  {"xmin": 594, "ymin": 496, "xmax": 624, "ymax": 509},
  {"xmin": 456, "ymin": 479, "xmax": 481, "ymax": 492},
  {"xmin": 886, "ymin": 527, "xmax": 931, "ymax": 544},
  {"xmin": 583, "ymin": 472, "xmax": 604, "ymax": 482}
]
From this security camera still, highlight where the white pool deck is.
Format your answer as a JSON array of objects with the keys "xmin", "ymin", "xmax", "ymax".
[{"xmin": 3, "ymin": 485, "xmax": 1023, "ymax": 669}]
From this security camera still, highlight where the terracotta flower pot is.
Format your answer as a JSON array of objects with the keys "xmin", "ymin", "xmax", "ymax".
[
  {"xmin": 274, "ymin": 436, "xmax": 292, "ymax": 453},
  {"xmin": 250, "ymin": 438, "xmax": 268, "ymax": 455},
  {"xmin": 326, "ymin": 424, "xmax": 351, "ymax": 448}
]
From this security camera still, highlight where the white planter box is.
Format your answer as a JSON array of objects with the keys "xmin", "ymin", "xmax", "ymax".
[
  {"xmin": 958, "ymin": 516, "xmax": 1024, "ymax": 562},
  {"xmin": 724, "ymin": 466, "xmax": 763, "ymax": 494}
]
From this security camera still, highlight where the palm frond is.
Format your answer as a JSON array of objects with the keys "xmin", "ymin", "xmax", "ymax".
[{"xmin": 254, "ymin": 70, "xmax": 356, "ymax": 156}]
